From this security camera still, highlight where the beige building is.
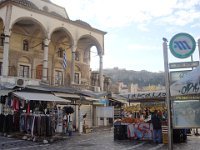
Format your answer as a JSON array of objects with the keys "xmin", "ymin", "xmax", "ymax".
[
  {"xmin": 0, "ymin": 0, "xmax": 106, "ymax": 90},
  {"xmin": 0, "ymin": 0, "xmax": 110, "ymax": 133}
]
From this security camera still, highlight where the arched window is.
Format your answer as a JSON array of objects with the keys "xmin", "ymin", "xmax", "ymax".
[
  {"xmin": 55, "ymin": 70, "xmax": 63, "ymax": 86},
  {"xmin": 75, "ymin": 51, "xmax": 80, "ymax": 61},
  {"xmin": 57, "ymin": 47, "xmax": 63, "ymax": 58},
  {"xmin": 19, "ymin": 65, "xmax": 30, "ymax": 78},
  {"xmin": 0, "ymin": 33, "xmax": 5, "ymax": 46},
  {"xmin": 74, "ymin": 72, "xmax": 80, "ymax": 84},
  {"xmin": 23, "ymin": 39, "xmax": 29, "ymax": 51}
]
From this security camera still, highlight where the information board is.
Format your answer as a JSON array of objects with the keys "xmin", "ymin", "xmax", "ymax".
[{"xmin": 172, "ymin": 100, "xmax": 200, "ymax": 128}]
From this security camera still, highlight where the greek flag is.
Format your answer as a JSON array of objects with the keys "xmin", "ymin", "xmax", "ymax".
[{"xmin": 63, "ymin": 50, "xmax": 67, "ymax": 69}]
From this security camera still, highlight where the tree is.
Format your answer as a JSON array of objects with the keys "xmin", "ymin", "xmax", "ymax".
[{"xmin": 63, "ymin": 106, "xmax": 74, "ymax": 114}]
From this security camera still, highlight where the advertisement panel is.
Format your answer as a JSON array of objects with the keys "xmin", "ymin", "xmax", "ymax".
[
  {"xmin": 96, "ymin": 106, "xmax": 114, "ymax": 118},
  {"xmin": 170, "ymin": 70, "xmax": 191, "ymax": 84},
  {"xmin": 172, "ymin": 100, "xmax": 200, "ymax": 128}
]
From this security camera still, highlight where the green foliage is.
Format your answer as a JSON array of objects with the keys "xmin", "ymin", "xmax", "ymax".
[{"xmin": 63, "ymin": 106, "xmax": 74, "ymax": 114}]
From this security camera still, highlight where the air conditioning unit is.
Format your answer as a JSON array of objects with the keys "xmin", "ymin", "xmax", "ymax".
[{"xmin": 16, "ymin": 78, "xmax": 25, "ymax": 86}]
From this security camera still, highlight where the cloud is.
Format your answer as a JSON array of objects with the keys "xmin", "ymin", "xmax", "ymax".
[
  {"xmin": 159, "ymin": 9, "xmax": 200, "ymax": 26},
  {"xmin": 127, "ymin": 43, "xmax": 160, "ymax": 52},
  {"xmin": 51, "ymin": 0, "xmax": 200, "ymax": 72},
  {"xmin": 191, "ymin": 23, "xmax": 200, "ymax": 28},
  {"xmin": 137, "ymin": 24, "xmax": 149, "ymax": 32},
  {"xmin": 52, "ymin": 0, "xmax": 200, "ymax": 29}
]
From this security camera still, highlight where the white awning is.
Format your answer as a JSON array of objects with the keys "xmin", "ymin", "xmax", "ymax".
[
  {"xmin": 84, "ymin": 96, "xmax": 99, "ymax": 101},
  {"xmin": 13, "ymin": 92, "xmax": 70, "ymax": 103},
  {"xmin": 54, "ymin": 92, "xmax": 99, "ymax": 101},
  {"xmin": 0, "ymin": 90, "xmax": 12, "ymax": 96},
  {"xmin": 54, "ymin": 93, "xmax": 80, "ymax": 98}
]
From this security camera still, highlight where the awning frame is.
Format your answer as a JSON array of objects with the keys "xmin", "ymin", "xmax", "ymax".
[{"xmin": 13, "ymin": 92, "xmax": 70, "ymax": 103}]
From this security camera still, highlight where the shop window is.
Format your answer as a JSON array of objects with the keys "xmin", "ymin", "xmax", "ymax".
[
  {"xmin": 74, "ymin": 73, "xmax": 80, "ymax": 84},
  {"xmin": 55, "ymin": 70, "xmax": 63, "ymax": 86},
  {"xmin": 0, "ymin": 62, "xmax": 2, "ymax": 76},
  {"xmin": 23, "ymin": 40, "xmax": 29, "ymax": 51},
  {"xmin": 57, "ymin": 47, "xmax": 64, "ymax": 58},
  {"xmin": 19, "ymin": 65, "xmax": 30, "ymax": 78},
  {"xmin": 75, "ymin": 51, "xmax": 80, "ymax": 61},
  {"xmin": 0, "ymin": 33, "xmax": 5, "ymax": 46}
]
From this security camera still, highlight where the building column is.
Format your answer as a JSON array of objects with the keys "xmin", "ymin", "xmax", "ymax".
[
  {"xmin": 2, "ymin": 4, "xmax": 12, "ymax": 77},
  {"xmin": 2, "ymin": 35, "xmax": 10, "ymax": 77},
  {"xmin": 42, "ymin": 39, "xmax": 50, "ymax": 82},
  {"xmin": 99, "ymin": 53, "xmax": 103, "ymax": 91},
  {"xmin": 103, "ymin": 104, "xmax": 107, "ymax": 126},
  {"xmin": 71, "ymin": 45, "xmax": 76, "ymax": 84}
]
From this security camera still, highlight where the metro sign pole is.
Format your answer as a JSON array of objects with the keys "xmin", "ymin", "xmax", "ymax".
[
  {"xmin": 163, "ymin": 39, "xmax": 173, "ymax": 150},
  {"xmin": 163, "ymin": 32, "xmax": 196, "ymax": 150}
]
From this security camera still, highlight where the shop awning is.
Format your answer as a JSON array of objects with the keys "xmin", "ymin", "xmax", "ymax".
[
  {"xmin": 13, "ymin": 92, "xmax": 70, "ymax": 103},
  {"xmin": 0, "ymin": 90, "xmax": 12, "ymax": 96},
  {"xmin": 120, "ymin": 90, "xmax": 166, "ymax": 102},
  {"xmin": 80, "ymin": 90, "xmax": 107, "ymax": 99},
  {"xmin": 54, "ymin": 93, "xmax": 80, "ymax": 99},
  {"xmin": 54, "ymin": 92, "xmax": 100, "ymax": 101}
]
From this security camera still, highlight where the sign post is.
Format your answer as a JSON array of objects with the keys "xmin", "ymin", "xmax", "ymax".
[
  {"xmin": 165, "ymin": 32, "xmax": 196, "ymax": 150},
  {"xmin": 163, "ymin": 40, "xmax": 173, "ymax": 150}
]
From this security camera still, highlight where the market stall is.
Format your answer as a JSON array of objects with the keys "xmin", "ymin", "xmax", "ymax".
[
  {"xmin": 115, "ymin": 91, "xmax": 166, "ymax": 141},
  {"xmin": 0, "ymin": 91, "xmax": 70, "ymax": 142}
]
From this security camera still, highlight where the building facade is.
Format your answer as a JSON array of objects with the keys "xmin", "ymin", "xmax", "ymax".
[{"xmin": 0, "ymin": 0, "xmax": 106, "ymax": 91}]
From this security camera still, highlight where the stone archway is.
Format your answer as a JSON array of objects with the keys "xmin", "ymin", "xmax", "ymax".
[{"xmin": 50, "ymin": 27, "xmax": 73, "ymax": 85}]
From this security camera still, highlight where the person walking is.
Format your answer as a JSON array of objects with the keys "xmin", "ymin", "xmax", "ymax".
[{"xmin": 151, "ymin": 110, "xmax": 162, "ymax": 144}]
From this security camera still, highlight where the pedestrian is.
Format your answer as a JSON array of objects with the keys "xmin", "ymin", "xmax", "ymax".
[{"xmin": 151, "ymin": 110, "xmax": 162, "ymax": 144}]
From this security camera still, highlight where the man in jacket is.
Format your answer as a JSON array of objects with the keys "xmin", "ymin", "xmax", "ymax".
[{"xmin": 151, "ymin": 110, "xmax": 162, "ymax": 144}]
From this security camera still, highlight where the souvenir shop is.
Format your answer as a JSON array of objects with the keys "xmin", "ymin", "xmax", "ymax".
[{"xmin": 0, "ymin": 91, "xmax": 70, "ymax": 141}]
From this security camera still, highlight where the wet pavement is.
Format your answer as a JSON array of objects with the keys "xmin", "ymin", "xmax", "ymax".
[{"xmin": 0, "ymin": 128, "xmax": 200, "ymax": 150}]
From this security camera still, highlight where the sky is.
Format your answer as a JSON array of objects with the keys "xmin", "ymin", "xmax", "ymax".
[{"xmin": 51, "ymin": 0, "xmax": 200, "ymax": 72}]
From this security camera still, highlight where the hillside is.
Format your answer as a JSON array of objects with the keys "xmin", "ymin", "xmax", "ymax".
[{"xmin": 103, "ymin": 68, "xmax": 165, "ymax": 88}]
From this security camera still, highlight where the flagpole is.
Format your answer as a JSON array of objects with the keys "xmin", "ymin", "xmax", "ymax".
[{"xmin": 63, "ymin": 49, "xmax": 67, "ymax": 86}]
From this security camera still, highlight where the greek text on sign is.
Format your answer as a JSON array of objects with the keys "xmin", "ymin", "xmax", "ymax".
[
  {"xmin": 128, "ymin": 91, "xmax": 166, "ymax": 100},
  {"xmin": 169, "ymin": 33, "xmax": 196, "ymax": 59}
]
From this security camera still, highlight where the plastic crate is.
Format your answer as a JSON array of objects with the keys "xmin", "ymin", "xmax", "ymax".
[{"xmin": 162, "ymin": 133, "xmax": 168, "ymax": 144}]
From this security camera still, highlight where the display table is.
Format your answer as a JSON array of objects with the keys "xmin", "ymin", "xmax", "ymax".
[
  {"xmin": 114, "ymin": 122, "xmax": 153, "ymax": 140},
  {"xmin": 127, "ymin": 123, "xmax": 153, "ymax": 140}
]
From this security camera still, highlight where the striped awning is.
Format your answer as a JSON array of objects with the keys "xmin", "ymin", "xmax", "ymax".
[{"xmin": 13, "ymin": 92, "xmax": 70, "ymax": 103}]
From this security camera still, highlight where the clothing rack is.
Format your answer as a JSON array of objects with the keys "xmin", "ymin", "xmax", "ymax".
[{"xmin": 20, "ymin": 113, "xmax": 55, "ymax": 137}]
